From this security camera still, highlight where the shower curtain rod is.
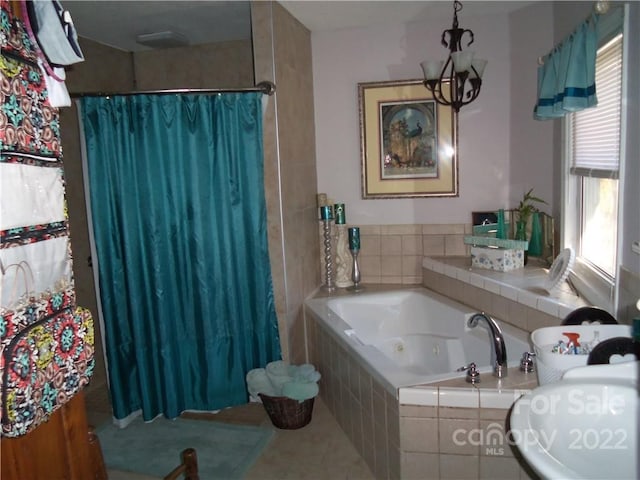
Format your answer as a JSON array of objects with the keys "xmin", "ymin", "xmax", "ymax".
[{"xmin": 70, "ymin": 80, "xmax": 276, "ymax": 98}]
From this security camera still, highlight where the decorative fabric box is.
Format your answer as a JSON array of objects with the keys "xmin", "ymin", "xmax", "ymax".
[{"xmin": 471, "ymin": 246, "xmax": 524, "ymax": 272}]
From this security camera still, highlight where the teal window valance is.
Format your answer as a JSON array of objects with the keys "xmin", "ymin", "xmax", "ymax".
[
  {"xmin": 533, "ymin": 15, "xmax": 599, "ymax": 120},
  {"xmin": 533, "ymin": 6, "xmax": 624, "ymax": 121}
]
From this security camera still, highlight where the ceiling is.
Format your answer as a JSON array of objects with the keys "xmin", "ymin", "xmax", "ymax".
[{"xmin": 65, "ymin": 1, "xmax": 535, "ymax": 53}]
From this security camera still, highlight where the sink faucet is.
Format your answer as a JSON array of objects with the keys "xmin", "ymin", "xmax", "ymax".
[{"xmin": 467, "ymin": 312, "xmax": 508, "ymax": 378}]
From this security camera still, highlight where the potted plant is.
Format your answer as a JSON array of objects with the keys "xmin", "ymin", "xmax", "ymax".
[{"xmin": 515, "ymin": 188, "xmax": 547, "ymax": 227}]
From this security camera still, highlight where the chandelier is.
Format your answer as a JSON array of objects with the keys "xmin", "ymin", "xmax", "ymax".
[{"xmin": 421, "ymin": 1, "xmax": 487, "ymax": 113}]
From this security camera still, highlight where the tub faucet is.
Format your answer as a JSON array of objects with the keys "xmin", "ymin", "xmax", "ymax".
[{"xmin": 467, "ymin": 312, "xmax": 508, "ymax": 378}]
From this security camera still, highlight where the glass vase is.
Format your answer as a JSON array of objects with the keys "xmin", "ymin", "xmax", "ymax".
[
  {"xmin": 515, "ymin": 220, "xmax": 529, "ymax": 265},
  {"xmin": 528, "ymin": 212, "xmax": 543, "ymax": 257}
]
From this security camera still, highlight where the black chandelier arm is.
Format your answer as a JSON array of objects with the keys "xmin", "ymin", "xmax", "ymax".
[
  {"xmin": 422, "ymin": 0, "xmax": 484, "ymax": 113},
  {"xmin": 423, "ymin": 73, "xmax": 482, "ymax": 113}
]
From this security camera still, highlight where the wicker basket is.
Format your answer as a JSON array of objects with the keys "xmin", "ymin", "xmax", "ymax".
[{"xmin": 258, "ymin": 393, "xmax": 315, "ymax": 430}]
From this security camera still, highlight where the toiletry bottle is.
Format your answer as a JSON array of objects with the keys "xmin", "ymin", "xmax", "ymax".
[
  {"xmin": 587, "ymin": 330, "xmax": 600, "ymax": 353},
  {"xmin": 562, "ymin": 332, "xmax": 581, "ymax": 354}
]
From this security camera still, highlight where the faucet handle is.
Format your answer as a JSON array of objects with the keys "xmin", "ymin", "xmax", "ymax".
[
  {"xmin": 457, "ymin": 362, "xmax": 481, "ymax": 384},
  {"xmin": 520, "ymin": 352, "xmax": 536, "ymax": 373}
]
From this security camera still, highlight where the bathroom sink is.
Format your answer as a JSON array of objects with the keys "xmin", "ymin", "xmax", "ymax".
[{"xmin": 510, "ymin": 361, "xmax": 639, "ymax": 480}]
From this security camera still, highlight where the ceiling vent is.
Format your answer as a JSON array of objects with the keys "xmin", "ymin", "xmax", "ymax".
[{"xmin": 135, "ymin": 31, "xmax": 189, "ymax": 49}]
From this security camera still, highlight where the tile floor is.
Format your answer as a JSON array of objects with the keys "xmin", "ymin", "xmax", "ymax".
[{"xmin": 84, "ymin": 382, "xmax": 373, "ymax": 479}]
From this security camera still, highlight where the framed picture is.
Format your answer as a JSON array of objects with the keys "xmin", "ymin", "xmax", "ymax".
[{"xmin": 358, "ymin": 79, "xmax": 458, "ymax": 199}]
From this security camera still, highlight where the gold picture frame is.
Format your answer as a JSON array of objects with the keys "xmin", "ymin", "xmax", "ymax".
[{"xmin": 358, "ymin": 79, "xmax": 458, "ymax": 199}]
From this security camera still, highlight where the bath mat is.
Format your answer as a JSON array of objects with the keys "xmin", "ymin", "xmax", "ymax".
[{"xmin": 97, "ymin": 416, "xmax": 274, "ymax": 479}]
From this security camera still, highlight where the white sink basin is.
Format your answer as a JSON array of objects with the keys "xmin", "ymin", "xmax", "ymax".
[{"xmin": 510, "ymin": 361, "xmax": 639, "ymax": 480}]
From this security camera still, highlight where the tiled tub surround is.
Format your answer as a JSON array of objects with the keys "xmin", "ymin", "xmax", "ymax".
[
  {"xmin": 398, "ymin": 373, "xmax": 538, "ymax": 480},
  {"xmin": 305, "ymin": 286, "xmax": 540, "ymax": 479},
  {"xmin": 305, "ymin": 288, "xmax": 531, "ymax": 392},
  {"xmin": 423, "ymin": 256, "xmax": 588, "ymax": 332},
  {"xmin": 319, "ymin": 224, "xmax": 470, "ymax": 286}
]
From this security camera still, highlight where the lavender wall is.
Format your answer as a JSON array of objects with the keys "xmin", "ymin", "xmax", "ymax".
[{"xmin": 311, "ymin": 4, "xmax": 555, "ymax": 225}]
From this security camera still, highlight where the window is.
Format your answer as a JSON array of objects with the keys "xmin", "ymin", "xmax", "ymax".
[{"xmin": 564, "ymin": 30, "xmax": 623, "ymax": 307}]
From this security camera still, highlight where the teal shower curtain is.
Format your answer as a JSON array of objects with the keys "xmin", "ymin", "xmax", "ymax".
[{"xmin": 79, "ymin": 93, "xmax": 281, "ymax": 421}]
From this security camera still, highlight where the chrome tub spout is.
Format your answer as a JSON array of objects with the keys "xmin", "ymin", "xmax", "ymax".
[{"xmin": 467, "ymin": 312, "xmax": 508, "ymax": 378}]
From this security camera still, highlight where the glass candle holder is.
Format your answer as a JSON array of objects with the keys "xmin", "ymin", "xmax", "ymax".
[
  {"xmin": 348, "ymin": 227, "xmax": 360, "ymax": 250},
  {"xmin": 320, "ymin": 205, "xmax": 333, "ymax": 221},
  {"xmin": 334, "ymin": 203, "xmax": 346, "ymax": 225}
]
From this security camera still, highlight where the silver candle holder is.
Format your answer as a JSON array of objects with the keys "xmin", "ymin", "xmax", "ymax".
[
  {"xmin": 320, "ymin": 205, "xmax": 335, "ymax": 292},
  {"xmin": 347, "ymin": 226, "xmax": 364, "ymax": 292}
]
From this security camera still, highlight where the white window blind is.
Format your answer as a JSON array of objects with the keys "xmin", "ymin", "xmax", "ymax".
[{"xmin": 571, "ymin": 34, "xmax": 622, "ymax": 179}]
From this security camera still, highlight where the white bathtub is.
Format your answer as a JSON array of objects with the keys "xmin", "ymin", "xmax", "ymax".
[{"xmin": 305, "ymin": 287, "xmax": 531, "ymax": 394}]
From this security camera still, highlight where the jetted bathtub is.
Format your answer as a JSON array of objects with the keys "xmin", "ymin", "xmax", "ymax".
[{"xmin": 305, "ymin": 287, "xmax": 531, "ymax": 394}]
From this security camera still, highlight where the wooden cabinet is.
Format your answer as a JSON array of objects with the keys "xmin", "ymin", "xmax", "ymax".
[{"xmin": 1, "ymin": 392, "xmax": 107, "ymax": 480}]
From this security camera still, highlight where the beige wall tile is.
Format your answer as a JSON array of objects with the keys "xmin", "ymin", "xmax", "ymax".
[
  {"xmin": 479, "ymin": 420, "xmax": 513, "ymax": 457},
  {"xmin": 402, "ymin": 276, "xmax": 423, "ymax": 285},
  {"xmin": 439, "ymin": 407, "xmax": 479, "ymax": 420},
  {"xmin": 526, "ymin": 307, "xmax": 561, "ymax": 331},
  {"xmin": 388, "ymin": 444, "xmax": 401, "ymax": 479},
  {"xmin": 381, "ymin": 255, "xmax": 403, "ymax": 276},
  {"xmin": 359, "ymin": 225, "xmax": 381, "ymax": 235},
  {"xmin": 480, "ymin": 455, "xmax": 522, "ymax": 479},
  {"xmin": 351, "ymin": 403, "xmax": 365, "ymax": 456},
  {"xmin": 479, "ymin": 407, "xmax": 511, "ymax": 421},
  {"xmin": 439, "ymin": 418, "xmax": 480, "ymax": 455},
  {"xmin": 374, "ymin": 420, "xmax": 390, "ymax": 479},
  {"xmin": 382, "ymin": 235, "xmax": 402, "ymax": 255},
  {"xmin": 400, "ymin": 417, "xmax": 438, "ymax": 453},
  {"xmin": 383, "ymin": 224, "xmax": 423, "ymax": 235},
  {"xmin": 617, "ymin": 267, "xmax": 640, "ymax": 324},
  {"xmin": 506, "ymin": 299, "xmax": 529, "ymax": 331},
  {"xmin": 361, "ymin": 234, "xmax": 381, "ymax": 256},
  {"xmin": 381, "ymin": 276, "xmax": 403, "ymax": 284},
  {"xmin": 491, "ymin": 294, "xmax": 511, "ymax": 322},
  {"xmin": 360, "ymin": 255, "xmax": 381, "ymax": 279},
  {"xmin": 288, "ymin": 309, "xmax": 306, "ymax": 363},
  {"xmin": 400, "ymin": 405, "xmax": 438, "ymax": 418},
  {"xmin": 402, "ymin": 235, "xmax": 423, "ymax": 255},
  {"xmin": 402, "ymin": 452, "xmax": 440, "ymax": 480},
  {"xmin": 422, "ymin": 269, "xmax": 439, "ymax": 290},
  {"xmin": 402, "ymin": 255, "xmax": 423, "ymax": 277},
  {"xmin": 372, "ymin": 391, "xmax": 387, "ymax": 429},
  {"xmin": 439, "ymin": 454, "xmax": 480, "ymax": 479},
  {"xmin": 360, "ymin": 367, "xmax": 373, "ymax": 414},
  {"xmin": 445, "ymin": 234, "xmax": 468, "ymax": 256},
  {"xmin": 423, "ymin": 235, "xmax": 446, "ymax": 256},
  {"xmin": 133, "ymin": 40, "xmax": 253, "ymax": 89}
]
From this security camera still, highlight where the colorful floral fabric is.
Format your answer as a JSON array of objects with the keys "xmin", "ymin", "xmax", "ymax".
[
  {"xmin": 1, "ymin": 306, "xmax": 94, "ymax": 437},
  {"xmin": 0, "ymin": 1, "xmax": 94, "ymax": 438},
  {"xmin": 0, "ymin": 221, "xmax": 69, "ymax": 248},
  {"xmin": 0, "ymin": 63, "xmax": 62, "ymax": 155},
  {"xmin": 0, "ymin": 4, "xmax": 39, "ymax": 67}
]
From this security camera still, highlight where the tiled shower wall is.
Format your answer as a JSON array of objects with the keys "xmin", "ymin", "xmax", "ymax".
[
  {"xmin": 252, "ymin": 2, "xmax": 320, "ymax": 364},
  {"xmin": 320, "ymin": 223, "xmax": 471, "ymax": 286}
]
